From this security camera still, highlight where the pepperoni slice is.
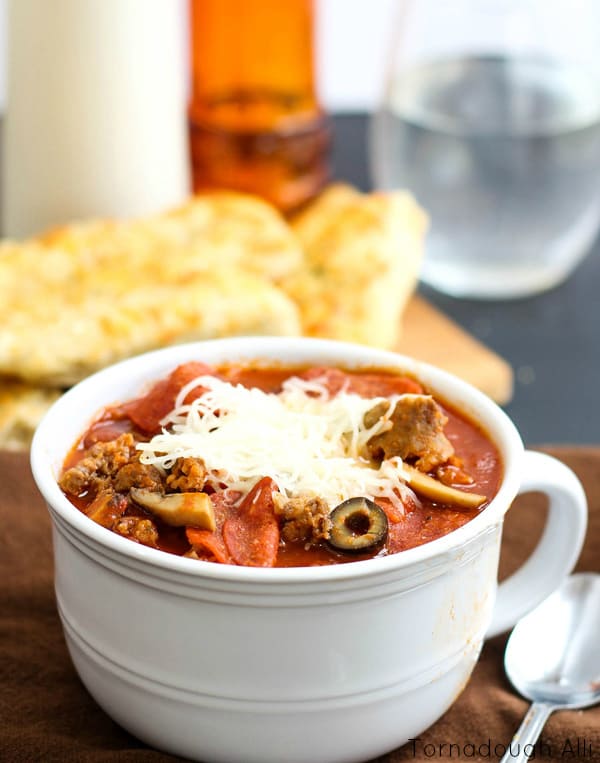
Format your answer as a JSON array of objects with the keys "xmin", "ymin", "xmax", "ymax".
[
  {"xmin": 122, "ymin": 361, "xmax": 215, "ymax": 433},
  {"xmin": 300, "ymin": 367, "xmax": 422, "ymax": 398},
  {"xmin": 223, "ymin": 477, "xmax": 280, "ymax": 568},
  {"xmin": 83, "ymin": 418, "xmax": 134, "ymax": 447},
  {"xmin": 186, "ymin": 528, "xmax": 232, "ymax": 565},
  {"xmin": 346, "ymin": 373, "xmax": 423, "ymax": 397}
]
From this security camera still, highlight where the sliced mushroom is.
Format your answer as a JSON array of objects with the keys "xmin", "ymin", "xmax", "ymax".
[
  {"xmin": 402, "ymin": 464, "xmax": 486, "ymax": 510},
  {"xmin": 327, "ymin": 497, "xmax": 388, "ymax": 554},
  {"xmin": 130, "ymin": 488, "xmax": 216, "ymax": 530}
]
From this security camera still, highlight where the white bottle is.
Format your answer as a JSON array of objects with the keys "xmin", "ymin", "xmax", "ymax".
[{"xmin": 2, "ymin": 0, "xmax": 190, "ymax": 238}]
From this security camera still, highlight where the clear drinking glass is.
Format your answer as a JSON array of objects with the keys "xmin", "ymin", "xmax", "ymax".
[{"xmin": 370, "ymin": 0, "xmax": 600, "ymax": 299}]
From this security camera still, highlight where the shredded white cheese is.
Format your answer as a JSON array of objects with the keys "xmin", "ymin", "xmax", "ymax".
[{"xmin": 136, "ymin": 374, "xmax": 416, "ymax": 512}]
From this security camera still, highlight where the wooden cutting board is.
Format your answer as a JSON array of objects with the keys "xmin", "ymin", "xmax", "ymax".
[{"xmin": 395, "ymin": 296, "xmax": 513, "ymax": 405}]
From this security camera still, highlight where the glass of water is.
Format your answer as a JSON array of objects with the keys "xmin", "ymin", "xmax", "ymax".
[{"xmin": 370, "ymin": 0, "xmax": 600, "ymax": 299}]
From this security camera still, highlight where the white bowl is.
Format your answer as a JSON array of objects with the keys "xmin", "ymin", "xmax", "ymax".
[{"xmin": 30, "ymin": 337, "xmax": 587, "ymax": 763}]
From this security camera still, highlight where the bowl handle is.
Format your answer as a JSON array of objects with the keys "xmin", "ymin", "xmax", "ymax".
[{"xmin": 486, "ymin": 450, "xmax": 587, "ymax": 639}]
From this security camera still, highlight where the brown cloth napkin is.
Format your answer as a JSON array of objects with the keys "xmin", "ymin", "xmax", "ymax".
[{"xmin": 1, "ymin": 448, "xmax": 599, "ymax": 763}]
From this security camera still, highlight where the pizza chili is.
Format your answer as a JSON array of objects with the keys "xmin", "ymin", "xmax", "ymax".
[{"xmin": 59, "ymin": 362, "xmax": 502, "ymax": 567}]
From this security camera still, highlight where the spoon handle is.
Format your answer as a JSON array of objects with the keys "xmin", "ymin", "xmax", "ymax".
[{"xmin": 500, "ymin": 702, "xmax": 555, "ymax": 763}]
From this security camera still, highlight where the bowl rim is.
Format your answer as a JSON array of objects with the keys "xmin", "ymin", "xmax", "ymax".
[{"xmin": 30, "ymin": 336, "xmax": 524, "ymax": 584}]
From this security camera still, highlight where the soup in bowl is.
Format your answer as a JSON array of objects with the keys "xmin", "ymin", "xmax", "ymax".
[{"xmin": 30, "ymin": 337, "xmax": 587, "ymax": 763}]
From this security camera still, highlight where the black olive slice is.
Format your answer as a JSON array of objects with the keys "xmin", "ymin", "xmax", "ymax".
[{"xmin": 327, "ymin": 497, "xmax": 388, "ymax": 554}]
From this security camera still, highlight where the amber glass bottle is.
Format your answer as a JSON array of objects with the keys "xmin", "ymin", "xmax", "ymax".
[{"xmin": 188, "ymin": 0, "xmax": 331, "ymax": 213}]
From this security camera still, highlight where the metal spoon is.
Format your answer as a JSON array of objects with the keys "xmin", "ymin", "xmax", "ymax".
[{"xmin": 501, "ymin": 573, "xmax": 600, "ymax": 763}]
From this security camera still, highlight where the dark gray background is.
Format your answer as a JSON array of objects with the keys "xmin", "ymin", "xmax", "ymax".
[{"xmin": 332, "ymin": 114, "xmax": 598, "ymax": 446}]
